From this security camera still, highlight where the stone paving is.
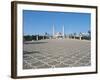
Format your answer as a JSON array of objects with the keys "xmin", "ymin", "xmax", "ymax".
[{"xmin": 23, "ymin": 39, "xmax": 91, "ymax": 69}]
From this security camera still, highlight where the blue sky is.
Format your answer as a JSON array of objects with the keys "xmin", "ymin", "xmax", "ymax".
[{"xmin": 23, "ymin": 10, "xmax": 91, "ymax": 35}]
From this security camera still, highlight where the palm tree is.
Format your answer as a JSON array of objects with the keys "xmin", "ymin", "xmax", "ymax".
[
  {"xmin": 88, "ymin": 30, "xmax": 91, "ymax": 40},
  {"xmin": 45, "ymin": 32, "xmax": 49, "ymax": 39},
  {"xmin": 88, "ymin": 30, "xmax": 91, "ymax": 34}
]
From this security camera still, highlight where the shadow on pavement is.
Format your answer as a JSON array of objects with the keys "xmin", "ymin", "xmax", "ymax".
[
  {"xmin": 24, "ymin": 41, "xmax": 48, "ymax": 44},
  {"xmin": 24, "ymin": 51, "xmax": 40, "ymax": 54}
]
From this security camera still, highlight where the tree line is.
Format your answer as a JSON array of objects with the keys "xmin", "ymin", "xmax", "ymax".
[
  {"xmin": 23, "ymin": 35, "xmax": 50, "ymax": 41},
  {"xmin": 24, "ymin": 30, "xmax": 91, "ymax": 41}
]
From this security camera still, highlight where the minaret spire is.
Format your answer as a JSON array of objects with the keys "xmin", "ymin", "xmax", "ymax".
[
  {"xmin": 62, "ymin": 25, "xmax": 65, "ymax": 38},
  {"xmin": 53, "ymin": 24, "xmax": 55, "ymax": 38}
]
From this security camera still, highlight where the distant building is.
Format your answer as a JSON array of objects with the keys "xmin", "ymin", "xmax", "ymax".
[{"xmin": 53, "ymin": 25, "xmax": 65, "ymax": 39}]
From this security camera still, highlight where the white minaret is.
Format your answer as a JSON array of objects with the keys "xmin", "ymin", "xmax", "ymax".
[
  {"xmin": 62, "ymin": 25, "xmax": 65, "ymax": 38},
  {"xmin": 53, "ymin": 24, "xmax": 55, "ymax": 38}
]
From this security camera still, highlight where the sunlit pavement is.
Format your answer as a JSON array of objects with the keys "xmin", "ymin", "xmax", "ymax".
[{"xmin": 23, "ymin": 39, "xmax": 91, "ymax": 69}]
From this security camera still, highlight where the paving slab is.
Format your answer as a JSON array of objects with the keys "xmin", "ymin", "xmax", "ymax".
[{"xmin": 23, "ymin": 39, "xmax": 91, "ymax": 69}]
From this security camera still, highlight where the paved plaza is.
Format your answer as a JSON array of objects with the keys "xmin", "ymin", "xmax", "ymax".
[{"xmin": 23, "ymin": 39, "xmax": 91, "ymax": 69}]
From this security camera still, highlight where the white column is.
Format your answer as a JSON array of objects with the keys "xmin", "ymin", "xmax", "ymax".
[{"xmin": 36, "ymin": 35, "xmax": 38, "ymax": 40}]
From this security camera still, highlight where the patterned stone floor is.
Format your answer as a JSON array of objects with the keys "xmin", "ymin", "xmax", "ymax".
[{"xmin": 23, "ymin": 39, "xmax": 91, "ymax": 69}]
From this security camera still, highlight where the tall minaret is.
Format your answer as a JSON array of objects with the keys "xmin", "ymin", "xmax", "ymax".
[
  {"xmin": 62, "ymin": 25, "xmax": 65, "ymax": 38},
  {"xmin": 53, "ymin": 24, "xmax": 55, "ymax": 38}
]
